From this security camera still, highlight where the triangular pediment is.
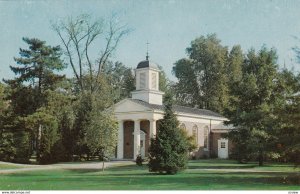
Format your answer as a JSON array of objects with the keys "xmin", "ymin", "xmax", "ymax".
[{"xmin": 113, "ymin": 99, "xmax": 153, "ymax": 113}]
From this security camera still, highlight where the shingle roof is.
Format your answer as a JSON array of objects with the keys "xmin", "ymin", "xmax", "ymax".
[
  {"xmin": 137, "ymin": 60, "xmax": 158, "ymax": 69},
  {"xmin": 129, "ymin": 99, "xmax": 225, "ymax": 119},
  {"xmin": 211, "ymin": 123, "xmax": 234, "ymax": 130}
]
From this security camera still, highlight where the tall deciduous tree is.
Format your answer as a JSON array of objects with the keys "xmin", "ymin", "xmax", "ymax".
[
  {"xmin": 72, "ymin": 74, "xmax": 115, "ymax": 159},
  {"xmin": 52, "ymin": 14, "xmax": 128, "ymax": 159},
  {"xmin": 227, "ymin": 45, "xmax": 244, "ymax": 83},
  {"xmin": 224, "ymin": 45, "xmax": 244, "ymax": 120},
  {"xmin": 173, "ymin": 34, "xmax": 229, "ymax": 113},
  {"xmin": 103, "ymin": 61, "xmax": 135, "ymax": 103},
  {"xmin": 86, "ymin": 102, "xmax": 118, "ymax": 171},
  {"xmin": 52, "ymin": 14, "xmax": 129, "ymax": 94},
  {"xmin": 157, "ymin": 65, "xmax": 169, "ymax": 93}
]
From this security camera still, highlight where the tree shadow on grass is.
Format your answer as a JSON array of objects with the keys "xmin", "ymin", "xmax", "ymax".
[
  {"xmin": 128, "ymin": 171, "xmax": 300, "ymax": 188},
  {"xmin": 188, "ymin": 165, "xmax": 257, "ymax": 169},
  {"xmin": 61, "ymin": 168, "xmax": 300, "ymax": 186},
  {"xmin": 2, "ymin": 169, "xmax": 300, "ymax": 190},
  {"xmin": 64, "ymin": 168, "xmax": 103, "ymax": 174},
  {"xmin": 189, "ymin": 159, "xmax": 238, "ymax": 163},
  {"xmin": 107, "ymin": 165, "xmax": 147, "ymax": 172}
]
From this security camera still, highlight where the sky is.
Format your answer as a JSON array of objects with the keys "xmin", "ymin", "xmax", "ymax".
[{"xmin": 0, "ymin": 0, "xmax": 300, "ymax": 81}]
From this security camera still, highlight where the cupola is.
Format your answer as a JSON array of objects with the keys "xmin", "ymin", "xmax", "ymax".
[{"xmin": 131, "ymin": 56, "xmax": 164, "ymax": 105}]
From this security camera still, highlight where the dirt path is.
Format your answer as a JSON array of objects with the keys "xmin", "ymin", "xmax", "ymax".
[{"xmin": 0, "ymin": 160, "xmax": 134, "ymax": 174}]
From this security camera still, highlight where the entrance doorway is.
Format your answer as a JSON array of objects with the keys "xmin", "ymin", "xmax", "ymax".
[
  {"xmin": 218, "ymin": 138, "xmax": 228, "ymax": 159},
  {"xmin": 140, "ymin": 130, "xmax": 146, "ymax": 158}
]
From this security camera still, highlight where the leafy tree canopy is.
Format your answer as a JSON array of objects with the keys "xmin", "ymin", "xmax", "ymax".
[{"xmin": 173, "ymin": 34, "xmax": 229, "ymax": 113}]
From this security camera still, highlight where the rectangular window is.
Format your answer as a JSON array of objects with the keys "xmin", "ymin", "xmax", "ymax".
[
  {"xmin": 221, "ymin": 142, "xmax": 226, "ymax": 148},
  {"xmin": 151, "ymin": 72, "xmax": 157, "ymax": 89},
  {"xmin": 140, "ymin": 72, "xmax": 146, "ymax": 89}
]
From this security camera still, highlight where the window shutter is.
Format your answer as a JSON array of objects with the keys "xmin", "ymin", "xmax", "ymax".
[{"xmin": 140, "ymin": 72, "xmax": 146, "ymax": 89}]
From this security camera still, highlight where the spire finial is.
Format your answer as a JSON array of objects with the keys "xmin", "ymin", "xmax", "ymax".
[{"xmin": 146, "ymin": 41, "xmax": 149, "ymax": 60}]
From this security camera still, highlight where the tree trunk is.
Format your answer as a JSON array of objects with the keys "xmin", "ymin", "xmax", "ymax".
[
  {"xmin": 36, "ymin": 124, "xmax": 42, "ymax": 162},
  {"xmin": 102, "ymin": 160, "xmax": 105, "ymax": 172},
  {"xmin": 258, "ymin": 150, "xmax": 264, "ymax": 166}
]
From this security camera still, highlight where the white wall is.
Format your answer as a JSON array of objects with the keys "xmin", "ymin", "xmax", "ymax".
[{"xmin": 131, "ymin": 90, "xmax": 164, "ymax": 105}]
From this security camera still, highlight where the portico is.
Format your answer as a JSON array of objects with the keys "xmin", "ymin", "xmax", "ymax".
[{"xmin": 116, "ymin": 118, "xmax": 159, "ymax": 159}]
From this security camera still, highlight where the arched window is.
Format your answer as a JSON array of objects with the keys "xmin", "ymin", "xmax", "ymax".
[
  {"xmin": 180, "ymin": 123, "xmax": 186, "ymax": 130},
  {"xmin": 204, "ymin": 126, "xmax": 209, "ymax": 149},
  {"xmin": 192, "ymin": 125, "xmax": 198, "ymax": 144}
]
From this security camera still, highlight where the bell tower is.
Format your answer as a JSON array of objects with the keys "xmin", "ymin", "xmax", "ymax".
[{"xmin": 131, "ymin": 57, "xmax": 164, "ymax": 105}]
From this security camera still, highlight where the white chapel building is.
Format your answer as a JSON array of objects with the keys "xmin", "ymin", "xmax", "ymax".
[{"xmin": 113, "ymin": 57, "xmax": 232, "ymax": 160}]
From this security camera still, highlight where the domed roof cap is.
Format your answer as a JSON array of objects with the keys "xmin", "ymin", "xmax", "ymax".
[{"xmin": 137, "ymin": 60, "xmax": 158, "ymax": 69}]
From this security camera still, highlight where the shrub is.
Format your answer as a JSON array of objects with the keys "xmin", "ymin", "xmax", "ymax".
[{"xmin": 136, "ymin": 154, "xmax": 143, "ymax": 166}]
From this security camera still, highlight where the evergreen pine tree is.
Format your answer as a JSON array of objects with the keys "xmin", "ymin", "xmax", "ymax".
[
  {"xmin": 148, "ymin": 94, "xmax": 189, "ymax": 174},
  {"xmin": 2, "ymin": 37, "xmax": 66, "ymax": 163},
  {"xmin": 228, "ymin": 47, "xmax": 279, "ymax": 165},
  {"xmin": 4, "ymin": 37, "xmax": 65, "ymax": 111}
]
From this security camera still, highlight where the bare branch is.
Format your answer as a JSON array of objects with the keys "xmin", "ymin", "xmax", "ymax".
[
  {"xmin": 52, "ymin": 23, "xmax": 82, "ymax": 89},
  {"xmin": 52, "ymin": 14, "xmax": 128, "ymax": 93},
  {"xmin": 96, "ymin": 19, "xmax": 129, "ymax": 78}
]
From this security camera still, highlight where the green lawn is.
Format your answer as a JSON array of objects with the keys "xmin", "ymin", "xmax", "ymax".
[{"xmin": 0, "ymin": 159, "xmax": 299, "ymax": 190}]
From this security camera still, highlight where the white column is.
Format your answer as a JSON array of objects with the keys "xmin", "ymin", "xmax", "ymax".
[
  {"xmin": 149, "ymin": 119, "xmax": 157, "ymax": 139},
  {"xmin": 133, "ymin": 120, "xmax": 141, "ymax": 159},
  {"xmin": 117, "ymin": 120, "xmax": 124, "ymax": 159}
]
